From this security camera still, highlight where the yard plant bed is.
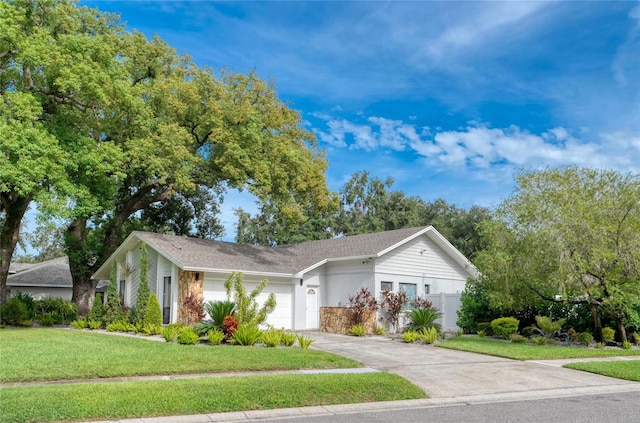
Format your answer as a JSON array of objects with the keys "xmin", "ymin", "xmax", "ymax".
[
  {"xmin": 438, "ymin": 336, "xmax": 640, "ymax": 360},
  {"xmin": 0, "ymin": 328, "xmax": 360, "ymax": 382},
  {"xmin": 0, "ymin": 373, "xmax": 426, "ymax": 423},
  {"xmin": 565, "ymin": 360, "xmax": 640, "ymax": 382}
]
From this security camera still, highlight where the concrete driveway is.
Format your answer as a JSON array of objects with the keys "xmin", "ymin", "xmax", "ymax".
[{"xmin": 308, "ymin": 332, "xmax": 640, "ymax": 400}]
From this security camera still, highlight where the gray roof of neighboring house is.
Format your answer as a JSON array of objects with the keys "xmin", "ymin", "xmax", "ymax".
[
  {"xmin": 7, "ymin": 256, "xmax": 73, "ymax": 287},
  {"xmin": 8, "ymin": 257, "xmax": 108, "ymax": 290}
]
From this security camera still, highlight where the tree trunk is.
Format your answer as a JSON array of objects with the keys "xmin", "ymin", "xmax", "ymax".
[
  {"xmin": 66, "ymin": 218, "xmax": 98, "ymax": 317},
  {"xmin": 0, "ymin": 194, "xmax": 32, "ymax": 306},
  {"xmin": 591, "ymin": 303, "xmax": 603, "ymax": 342},
  {"xmin": 615, "ymin": 317, "xmax": 627, "ymax": 343}
]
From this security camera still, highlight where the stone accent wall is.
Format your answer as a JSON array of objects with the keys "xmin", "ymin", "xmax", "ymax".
[
  {"xmin": 177, "ymin": 270, "xmax": 204, "ymax": 325},
  {"xmin": 320, "ymin": 307, "xmax": 376, "ymax": 334}
]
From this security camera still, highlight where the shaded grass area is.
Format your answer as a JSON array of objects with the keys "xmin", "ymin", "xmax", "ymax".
[
  {"xmin": 438, "ymin": 336, "xmax": 640, "ymax": 360},
  {"xmin": 565, "ymin": 360, "xmax": 640, "ymax": 382},
  {"xmin": 0, "ymin": 329, "xmax": 360, "ymax": 382},
  {"xmin": 0, "ymin": 373, "xmax": 426, "ymax": 423}
]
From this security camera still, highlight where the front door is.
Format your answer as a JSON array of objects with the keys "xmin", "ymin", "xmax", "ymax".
[{"xmin": 306, "ymin": 287, "xmax": 319, "ymax": 329}]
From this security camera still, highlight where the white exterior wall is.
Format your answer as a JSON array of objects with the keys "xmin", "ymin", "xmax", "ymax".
[
  {"xmin": 324, "ymin": 260, "xmax": 375, "ymax": 307},
  {"xmin": 9, "ymin": 287, "xmax": 72, "ymax": 301},
  {"xmin": 129, "ymin": 246, "xmax": 141, "ymax": 306},
  {"xmin": 203, "ymin": 273, "xmax": 294, "ymax": 329},
  {"xmin": 375, "ymin": 236, "xmax": 469, "ymax": 297},
  {"xmin": 147, "ymin": 249, "xmax": 158, "ymax": 294}
]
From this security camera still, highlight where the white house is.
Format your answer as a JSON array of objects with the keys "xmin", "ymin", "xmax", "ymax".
[{"xmin": 92, "ymin": 226, "xmax": 478, "ymax": 330}]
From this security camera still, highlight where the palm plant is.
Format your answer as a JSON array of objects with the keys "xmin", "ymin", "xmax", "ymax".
[
  {"xmin": 403, "ymin": 307, "xmax": 442, "ymax": 333},
  {"xmin": 194, "ymin": 300, "xmax": 236, "ymax": 336}
]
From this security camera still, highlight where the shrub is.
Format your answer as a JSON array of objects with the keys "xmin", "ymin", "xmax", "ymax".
[
  {"xmin": 177, "ymin": 327, "xmax": 200, "ymax": 345},
  {"xmin": 40, "ymin": 313, "xmax": 57, "ymax": 326},
  {"xmin": 510, "ymin": 334, "xmax": 527, "ymax": 343},
  {"xmin": 420, "ymin": 327, "xmax": 438, "ymax": 344},
  {"xmin": 373, "ymin": 324, "xmax": 387, "ymax": 335},
  {"xmin": 0, "ymin": 298, "xmax": 29, "ymax": 325},
  {"xmin": 195, "ymin": 300, "xmax": 236, "ymax": 335},
  {"xmin": 404, "ymin": 307, "xmax": 442, "ymax": 333},
  {"xmin": 347, "ymin": 287, "xmax": 379, "ymax": 326},
  {"xmin": 87, "ymin": 320, "xmax": 102, "ymax": 330},
  {"xmin": 261, "ymin": 329, "xmax": 283, "ymax": 347},
  {"xmin": 380, "ymin": 289, "xmax": 409, "ymax": 333},
  {"xmin": 104, "ymin": 263, "xmax": 124, "ymax": 325},
  {"xmin": 107, "ymin": 320, "xmax": 136, "ymax": 332},
  {"xmin": 142, "ymin": 293, "xmax": 163, "ymax": 327},
  {"xmin": 224, "ymin": 272, "xmax": 276, "ymax": 326},
  {"xmin": 296, "ymin": 334, "xmax": 314, "ymax": 349},
  {"xmin": 208, "ymin": 329, "xmax": 225, "ymax": 345},
  {"xmin": 131, "ymin": 242, "xmax": 150, "ymax": 325},
  {"xmin": 141, "ymin": 323, "xmax": 163, "ymax": 336},
  {"xmin": 162, "ymin": 325, "xmax": 181, "ymax": 342},
  {"xmin": 204, "ymin": 300, "xmax": 236, "ymax": 327},
  {"xmin": 231, "ymin": 324, "xmax": 262, "ymax": 346},
  {"xmin": 622, "ymin": 341, "xmax": 632, "ymax": 350},
  {"xmin": 222, "ymin": 315, "xmax": 239, "ymax": 339},
  {"xmin": 402, "ymin": 331, "xmax": 420, "ymax": 343},
  {"xmin": 477, "ymin": 330, "xmax": 486, "ymax": 337},
  {"xmin": 457, "ymin": 278, "xmax": 499, "ymax": 333},
  {"xmin": 183, "ymin": 295, "xmax": 205, "ymax": 325},
  {"xmin": 595, "ymin": 342, "xmax": 605, "ymax": 349},
  {"xmin": 532, "ymin": 315, "xmax": 566, "ymax": 339},
  {"xmin": 601, "ymin": 327, "xmax": 615, "ymax": 343},
  {"xmin": 491, "ymin": 317, "xmax": 520, "ymax": 339},
  {"xmin": 88, "ymin": 294, "xmax": 105, "ymax": 322},
  {"xmin": 13, "ymin": 291, "xmax": 36, "ymax": 318},
  {"xmin": 413, "ymin": 296, "xmax": 433, "ymax": 309},
  {"xmin": 577, "ymin": 332, "xmax": 594, "ymax": 346},
  {"xmin": 71, "ymin": 319, "xmax": 89, "ymax": 329},
  {"xmin": 477, "ymin": 322, "xmax": 494, "ymax": 336},
  {"xmin": 531, "ymin": 336, "xmax": 548, "ymax": 345},
  {"xmin": 349, "ymin": 324, "xmax": 367, "ymax": 337},
  {"xmin": 35, "ymin": 297, "xmax": 77, "ymax": 324},
  {"xmin": 17, "ymin": 319, "xmax": 33, "ymax": 327},
  {"xmin": 280, "ymin": 331, "xmax": 297, "ymax": 347}
]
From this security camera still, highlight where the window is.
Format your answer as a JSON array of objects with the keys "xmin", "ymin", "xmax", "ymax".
[
  {"xmin": 399, "ymin": 283, "xmax": 416, "ymax": 303},
  {"xmin": 119, "ymin": 279, "xmax": 125, "ymax": 303},
  {"xmin": 381, "ymin": 281, "xmax": 393, "ymax": 292},
  {"xmin": 424, "ymin": 284, "xmax": 430, "ymax": 294}
]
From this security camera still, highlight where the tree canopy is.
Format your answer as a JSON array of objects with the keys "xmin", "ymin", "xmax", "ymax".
[
  {"xmin": 1, "ymin": 0, "xmax": 332, "ymax": 312},
  {"xmin": 475, "ymin": 167, "xmax": 640, "ymax": 341}
]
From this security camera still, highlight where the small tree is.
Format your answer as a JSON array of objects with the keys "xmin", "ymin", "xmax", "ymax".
[
  {"xmin": 380, "ymin": 290, "xmax": 409, "ymax": 333},
  {"xmin": 224, "ymin": 272, "xmax": 276, "ymax": 326},
  {"xmin": 87, "ymin": 293, "xmax": 104, "ymax": 323},
  {"xmin": 103, "ymin": 263, "xmax": 123, "ymax": 324},
  {"xmin": 143, "ymin": 293, "xmax": 163, "ymax": 327},
  {"xmin": 131, "ymin": 242, "xmax": 150, "ymax": 325},
  {"xmin": 347, "ymin": 287, "xmax": 379, "ymax": 326}
]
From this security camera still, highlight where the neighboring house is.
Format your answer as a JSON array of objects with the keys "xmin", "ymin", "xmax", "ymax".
[
  {"xmin": 92, "ymin": 226, "xmax": 478, "ymax": 330},
  {"xmin": 7, "ymin": 257, "xmax": 107, "ymax": 301}
]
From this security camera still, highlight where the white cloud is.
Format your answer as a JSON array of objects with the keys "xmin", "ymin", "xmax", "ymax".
[{"xmin": 317, "ymin": 116, "xmax": 640, "ymax": 176}]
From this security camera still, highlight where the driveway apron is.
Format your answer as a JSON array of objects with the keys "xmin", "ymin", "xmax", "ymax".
[{"xmin": 308, "ymin": 332, "xmax": 639, "ymax": 399}]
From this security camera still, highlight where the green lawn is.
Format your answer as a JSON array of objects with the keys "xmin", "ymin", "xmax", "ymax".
[
  {"xmin": 0, "ymin": 373, "xmax": 427, "ymax": 423},
  {"xmin": 565, "ymin": 360, "xmax": 640, "ymax": 382},
  {"xmin": 438, "ymin": 336, "xmax": 640, "ymax": 360},
  {"xmin": 0, "ymin": 328, "xmax": 359, "ymax": 382}
]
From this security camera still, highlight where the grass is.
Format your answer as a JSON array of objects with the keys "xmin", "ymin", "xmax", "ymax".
[
  {"xmin": 438, "ymin": 336, "xmax": 640, "ymax": 360},
  {"xmin": 0, "ymin": 328, "xmax": 360, "ymax": 382},
  {"xmin": 0, "ymin": 373, "xmax": 427, "ymax": 423},
  {"xmin": 565, "ymin": 360, "xmax": 640, "ymax": 382}
]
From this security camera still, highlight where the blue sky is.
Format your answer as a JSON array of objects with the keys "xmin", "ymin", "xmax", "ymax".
[{"xmin": 78, "ymin": 0, "xmax": 639, "ymax": 239}]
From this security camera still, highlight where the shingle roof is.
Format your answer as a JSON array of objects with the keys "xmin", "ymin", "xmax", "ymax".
[
  {"xmin": 132, "ymin": 226, "xmax": 432, "ymax": 275},
  {"xmin": 7, "ymin": 256, "xmax": 72, "ymax": 287}
]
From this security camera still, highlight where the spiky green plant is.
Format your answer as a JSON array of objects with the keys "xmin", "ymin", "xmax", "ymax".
[
  {"xmin": 404, "ymin": 307, "xmax": 442, "ymax": 333},
  {"xmin": 103, "ymin": 264, "xmax": 124, "ymax": 325},
  {"xmin": 231, "ymin": 324, "xmax": 262, "ymax": 346},
  {"xmin": 224, "ymin": 272, "xmax": 276, "ymax": 326},
  {"xmin": 132, "ymin": 242, "xmax": 150, "ymax": 325}
]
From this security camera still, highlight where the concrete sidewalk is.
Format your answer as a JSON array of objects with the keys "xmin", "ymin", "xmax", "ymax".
[{"xmin": 76, "ymin": 331, "xmax": 639, "ymax": 422}]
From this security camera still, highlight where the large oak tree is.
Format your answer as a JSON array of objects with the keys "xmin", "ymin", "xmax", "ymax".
[{"xmin": 1, "ymin": 0, "xmax": 332, "ymax": 313}]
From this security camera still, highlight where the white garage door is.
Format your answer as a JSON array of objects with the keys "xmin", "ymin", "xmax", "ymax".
[{"xmin": 203, "ymin": 274, "xmax": 293, "ymax": 329}]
